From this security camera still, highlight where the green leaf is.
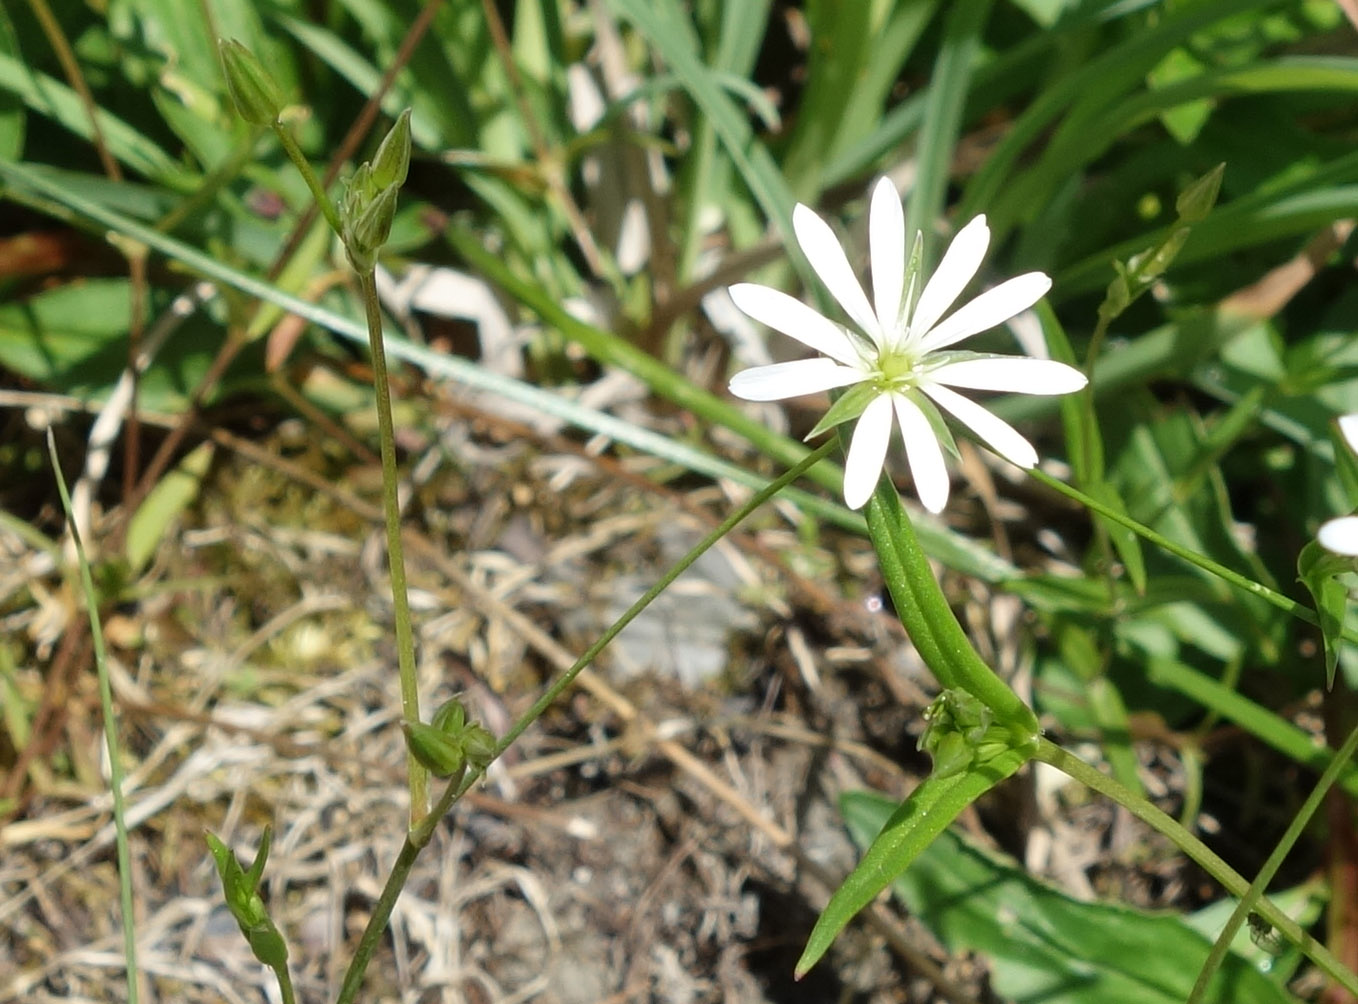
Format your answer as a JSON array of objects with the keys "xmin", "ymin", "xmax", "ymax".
[
  {"xmin": 126, "ymin": 442, "xmax": 214, "ymax": 576},
  {"xmin": 0, "ymin": 6, "xmax": 25, "ymax": 159},
  {"xmin": 841, "ymin": 796, "xmax": 1299, "ymax": 1004},
  {"xmin": 797, "ymin": 747, "xmax": 1029, "ymax": 977},
  {"xmin": 1298, "ymin": 540, "xmax": 1350, "ymax": 688},
  {"xmin": 0, "ymin": 53, "xmax": 187, "ymax": 187},
  {"xmin": 1087, "ymin": 477, "xmax": 1148, "ymax": 595}
]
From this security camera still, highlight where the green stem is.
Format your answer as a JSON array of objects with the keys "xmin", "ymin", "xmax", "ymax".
[
  {"xmin": 274, "ymin": 963, "xmax": 297, "ymax": 1004},
  {"xmin": 356, "ymin": 268, "xmax": 427, "ymax": 824},
  {"xmin": 332, "ymin": 442, "xmax": 837, "ymax": 1003},
  {"xmin": 1029, "ymin": 467, "xmax": 1358, "ymax": 644},
  {"xmin": 1188, "ymin": 722, "xmax": 1358, "ymax": 1004},
  {"xmin": 48, "ymin": 432, "xmax": 140, "ymax": 1004},
  {"xmin": 1035, "ymin": 738, "xmax": 1358, "ymax": 997},
  {"xmin": 271, "ymin": 123, "xmax": 345, "ymax": 238},
  {"xmin": 863, "ymin": 479, "xmax": 1038, "ymax": 736}
]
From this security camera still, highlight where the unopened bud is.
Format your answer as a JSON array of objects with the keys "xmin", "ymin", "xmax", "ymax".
[
  {"xmin": 219, "ymin": 39, "xmax": 285, "ymax": 126},
  {"xmin": 370, "ymin": 109, "xmax": 412, "ymax": 191},
  {"xmin": 403, "ymin": 720, "xmax": 466, "ymax": 778}
]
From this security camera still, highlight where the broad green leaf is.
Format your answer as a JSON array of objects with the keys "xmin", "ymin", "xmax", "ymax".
[
  {"xmin": 842, "ymin": 795, "xmax": 1298, "ymax": 1004},
  {"xmin": 126, "ymin": 442, "xmax": 214, "ymax": 576},
  {"xmin": 0, "ymin": 52, "xmax": 187, "ymax": 187},
  {"xmin": 0, "ymin": 278, "xmax": 226, "ymax": 411},
  {"xmin": 797, "ymin": 747, "xmax": 1029, "ymax": 977}
]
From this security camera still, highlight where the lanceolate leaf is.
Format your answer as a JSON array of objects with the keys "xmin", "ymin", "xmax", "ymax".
[
  {"xmin": 842, "ymin": 795, "xmax": 1298, "ymax": 1004},
  {"xmin": 796, "ymin": 746, "xmax": 1029, "ymax": 976}
]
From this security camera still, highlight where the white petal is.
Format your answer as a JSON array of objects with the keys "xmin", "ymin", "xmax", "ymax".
[
  {"xmin": 1339, "ymin": 414, "xmax": 1358, "ymax": 455},
  {"xmin": 922, "ymin": 383, "xmax": 1038, "ymax": 468},
  {"xmin": 869, "ymin": 178, "xmax": 906, "ymax": 341},
  {"xmin": 908, "ymin": 215, "xmax": 989, "ymax": 346},
  {"xmin": 729, "ymin": 359, "xmax": 866, "ymax": 401},
  {"xmin": 843, "ymin": 393, "xmax": 894, "ymax": 509},
  {"xmin": 930, "ymin": 356, "xmax": 1088, "ymax": 395},
  {"xmin": 792, "ymin": 203, "xmax": 884, "ymax": 347},
  {"xmin": 727, "ymin": 283, "xmax": 862, "ymax": 366},
  {"xmin": 917, "ymin": 272, "xmax": 1052, "ymax": 353},
  {"xmin": 1319, "ymin": 516, "xmax": 1358, "ymax": 556},
  {"xmin": 892, "ymin": 394, "xmax": 950, "ymax": 514}
]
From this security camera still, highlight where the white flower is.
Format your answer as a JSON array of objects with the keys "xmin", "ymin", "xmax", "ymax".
[
  {"xmin": 1319, "ymin": 414, "xmax": 1358, "ymax": 555},
  {"xmin": 727, "ymin": 177, "xmax": 1088, "ymax": 512}
]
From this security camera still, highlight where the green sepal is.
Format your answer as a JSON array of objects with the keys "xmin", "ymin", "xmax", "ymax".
[
  {"xmin": 1175, "ymin": 162, "xmax": 1225, "ymax": 224},
  {"xmin": 245, "ymin": 919, "xmax": 290, "ymax": 970},
  {"xmin": 806, "ymin": 382, "xmax": 877, "ymax": 440},
  {"xmin": 205, "ymin": 828, "xmax": 290, "ymax": 969},
  {"xmin": 461, "ymin": 723, "xmax": 497, "ymax": 772},
  {"xmin": 403, "ymin": 720, "xmax": 467, "ymax": 778},
  {"xmin": 218, "ymin": 39, "xmax": 285, "ymax": 126},
  {"xmin": 430, "ymin": 696, "xmax": 468, "ymax": 735},
  {"xmin": 370, "ymin": 109, "xmax": 412, "ymax": 191},
  {"xmin": 917, "ymin": 688, "xmax": 1033, "ymax": 780},
  {"xmin": 906, "ymin": 389, "xmax": 960, "ymax": 462}
]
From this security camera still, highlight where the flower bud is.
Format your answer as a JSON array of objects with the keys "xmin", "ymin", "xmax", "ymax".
[
  {"xmin": 1175, "ymin": 162, "xmax": 1224, "ymax": 224},
  {"xmin": 403, "ymin": 720, "xmax": 467, "ymax": 778},
  {"xmin": 461, "ymin": 723, "xmax": 497, "ymax": 772},
  {"xmin": 370, "ymin": 109, "xmax": 412, "ymax": 191},
  {"xmin": 219, "ymin": 39, "xmax": 285, "ymax": 126},
  {"xmin": 205, "ymin": 828, "xmax": 290, "ymax": 970}
]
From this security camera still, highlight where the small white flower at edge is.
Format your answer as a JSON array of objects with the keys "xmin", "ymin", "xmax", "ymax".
[
  {"xmin": 1318, "ymin": 414, "xmax": 1358, "ymax": 555},
  {"xmin": 727, "ymin": 177, "xmax": 1088, "ymax": 512}
]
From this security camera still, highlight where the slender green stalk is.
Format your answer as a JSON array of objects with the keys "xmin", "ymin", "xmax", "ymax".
[
  {"xmin": 1036, "ymin": 738, "xmax": 1358, "ymax": 997},
  {"xmin": 271, "ymin": 124, "xmax": 345, "ymax": 238},
  {"xmin": 276, "ymin": 967, "xmax": 297, "ymax": 1004},
  {"xmin": 355, "ymin": 268, "xmax": 427, "ymax": 824},
  {"xmin": 47, "ymin": 431, "xmax": 139, "ymax": 1004},
  {"xmin": 333, "ymin": 441, "xmax": 837, "ymax": 1004},
  {"xmin": 1188, "ymin": 723, "xmax": 1358, "ymax": 1004},
  {"xmin": 1028, "ymin": 467, "xmax": 1358, "ymax": 644}
]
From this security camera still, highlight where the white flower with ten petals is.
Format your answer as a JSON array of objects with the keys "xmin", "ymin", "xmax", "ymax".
[
  {"xmin": 727, "ymin": 178, "xmax": 1088, "ymax": 512},
  {"xmin": 1319, "ymin": 414, "xmax": 1358, "ymax": 555}
]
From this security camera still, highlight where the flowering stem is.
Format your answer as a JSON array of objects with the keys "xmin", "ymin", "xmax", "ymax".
[
  {"xmin": 356, "ymin": 267, "xmax": 428, "ymax": 824},
  {"xmin": 48, "ymin": 431, "xmax": 140, "ymax": 1004},
  {"xmin": 1187, "ymin": 723, "xmax": 1358, "ymax": 1004},
  {"xmin": 333, "ymin": 441, "xmax": 837, "ymax": 1002},
  {"xmin": 271, "ymin": 123, "xmax": 345, "ymax": 240},
  {"xmin": 863, "ymin": 478, "xmax": 1039, "ymax": 736},
  {"xmin": 1028, "ymin": 467, "xmax": 1358, "ymax": 644},
  {"xmin": 1035, "ymin": 738, "xmax": 1358, "ymax": 997}
]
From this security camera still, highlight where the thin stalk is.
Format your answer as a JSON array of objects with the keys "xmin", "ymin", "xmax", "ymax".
[
  {"xmin": 272, "ymin": 124, "xmax": 345, "ymax": 238},
  {"xmin": 1188, "ymin": 723, "xmax": 1358, "ymax": 1004},
  {"xmin": 48, "ymin": 431, "xmax": 139, "ymax": 1004},
  {"xmin": 333, "ymin": 441, "xmax": 836, "ymax": 1004},
  {"xmin": 1036, "ymin": 738, "xmax": 1358, "ymax": 997},
  {"xmin": 275, "ymin": 966, "xmax": 297, "ymax": 1004},
  {"xmin": 1028, "ymin": 467, "xmax": 1358, "ymax": 644},
  {"xmin": 356, "ymin": 269, "xmax": 427, "ymax": 824}
]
